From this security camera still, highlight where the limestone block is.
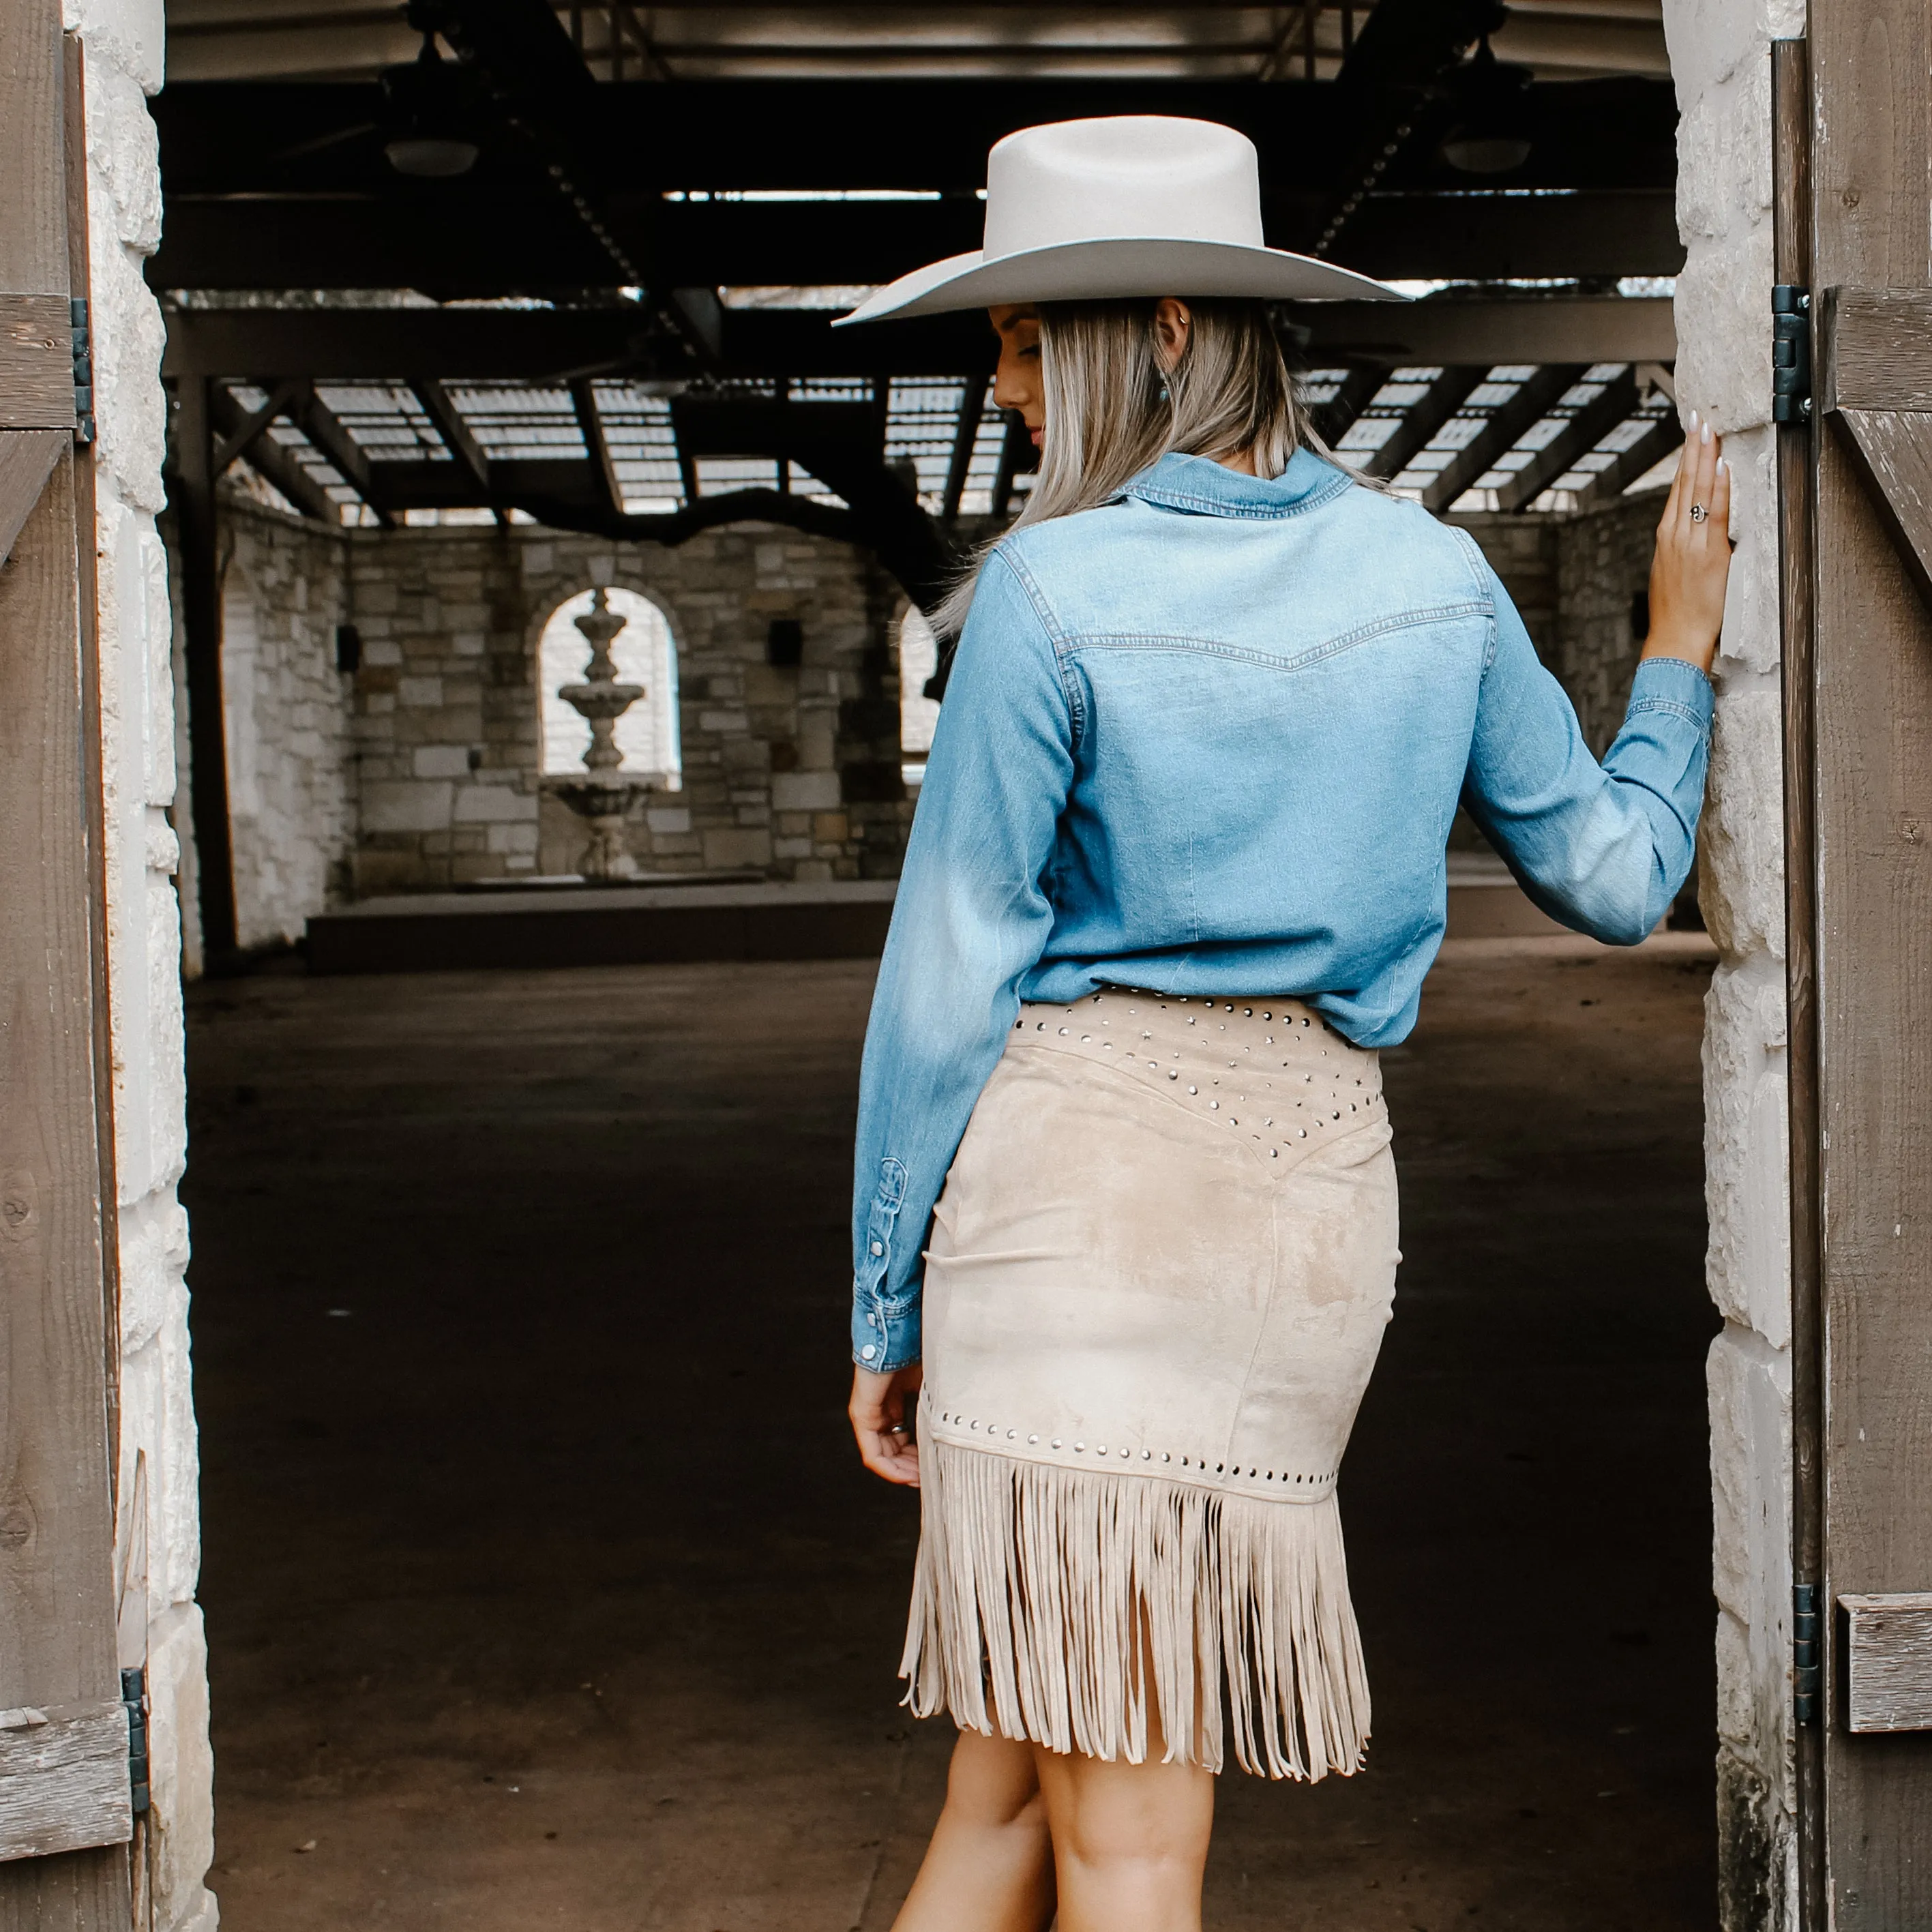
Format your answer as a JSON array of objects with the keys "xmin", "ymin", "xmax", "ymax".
[
  {"xmin": 486, "ymin": 822, "xmax": 539, "ymax": 854},
  {"xmin": 1714, "ymin": 426, "xmax": 1780, "ymax": 678},
  {"xmin": 1716, "ymin": 1740, "xmax": 1794, "ymax": 1932},
  {"xmin": 1675, "ymin": 231, "xmax": 1772, "ymax": 438},
  {"xmin": 362, "ymin": 780, "xmax": 452, "ymax": 832},
  {"xmin": 92, "ymin": 243, "xmax": 168, "ymax": 510},
  {"xmin": 146, "ymin": 1604, "xmax": 218, "ymax": 1932},
  {"xmin": 399, "ymin": 677, "xmax": 446, "ymax": 711},
  {"xmin": 1704, "ymin": 955, "xmax": 1792, "ymax": 1344},
  {"xmin": 86, "ymin": 57, "xmax": 162, "ymax": 248},
  {"xmin": 700, "ymin": 709, "xmax": 751, "ymax": 734},
  {"xmin": 773, "ymin": 771, "xmax": 841, "ymax": 812},
  {"xmin": 1708, "ymin": 1322, "xmax": 1791, "ymax": 1631},
  {"xmin": 646, "ymin": 807, "xmax": 691, "ymax": 834},
  {"xmin": 452, "ymin": 785, "xmax": 532, "ymax": 824},
  {"xmin": 413, "ymin": 745, "xmax": 473, "ymax": 779},
  {"xmin": 1699, "ymin": 677, "xmax": 1785, "ymax": 959},
  {"xmin": 774, "ymin": 835, "xmax": 812, "ymax": 859},
  {"xmin": 704, "ymin": 827, "xmax": 773, "ymax": 869}
]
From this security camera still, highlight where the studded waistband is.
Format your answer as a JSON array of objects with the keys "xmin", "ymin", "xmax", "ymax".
[{"xmin": 1009, "ymin": 987, "xmax": 1383, "ymax": 1165}]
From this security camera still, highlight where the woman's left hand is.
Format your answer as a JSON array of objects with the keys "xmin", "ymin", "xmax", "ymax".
[{"xmin": 850, "ymin": 1364, "xmax": 924, "ymax": 1487}]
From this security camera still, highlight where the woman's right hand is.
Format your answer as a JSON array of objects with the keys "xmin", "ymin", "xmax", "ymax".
[
  {"xmin": 850, "ymin": 1363, "xmax": 923, "ymax": 1487},
  {"xmin": 1641, "ymin": 409, "xmax": 1732, "ymax": 677}
]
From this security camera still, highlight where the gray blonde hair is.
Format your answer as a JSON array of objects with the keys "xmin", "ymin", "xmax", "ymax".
[{"xmin": 932, "ymin": 297, "xmax": 1335, "ymax": 638}]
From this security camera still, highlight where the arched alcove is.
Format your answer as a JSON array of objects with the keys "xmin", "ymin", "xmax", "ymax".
[
  {"xmin": 537, "ymin": 586, "xmax": 682, "ymax": 789},
  {"xmin": 896, "ymin": 604, "xmax": 940, "ymax": 790}
]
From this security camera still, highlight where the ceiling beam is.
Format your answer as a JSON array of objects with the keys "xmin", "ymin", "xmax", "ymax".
[
  {"xmin": 286, "ymin": 378, "xmax": 396, "ymax": 525},
  {"xmin": 1573, "ymin": 410, "xmax": 1684, "ymax": 511},
  {"xmin": 410, "ymin": 377, "xmax": 491, "ymax": 492},
  {"xmin": 942, "ymin": 378, "xmax": 986, "ymax": 522},
  {"xmin": 1309, "ymin": 364, "xmax": 1387, "ymax": 446},
  {"xmin": 569, "ymin": 377, "xmax": 624, "ymax": 514},
  {"xmin": 1361, "ymin": 365, "xmax": 1487, "ymax": 480},
  {"xmin": 161, "ymin": 297, "xmax": 1675, "ymax": 383},
  {"xmin": 209, "ymin": 382, "xmax": 340, "ymax": 522},
  {"xmin": 1419, "ymin": 362, "xmax": 1586, "ymax": 510},
  {"xmin": 150, "ymin": 189, "xmax": 1682, "ymax": 292},
  {"xmin": 151, "ymin": 76, "xmax": 1678, "ymax": 198},
  {"xmin": 1494, "ymin": 366, "xmax": 1641, "ymax": 511},
  {"xmin": 211, "ymin": 375, "xmax": 306, "ymax": 473}
]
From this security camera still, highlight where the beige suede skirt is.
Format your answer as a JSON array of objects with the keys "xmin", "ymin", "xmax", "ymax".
[{"xmin": 903, "ymin": 987, "xmax": 1399, "ymax": 1780}]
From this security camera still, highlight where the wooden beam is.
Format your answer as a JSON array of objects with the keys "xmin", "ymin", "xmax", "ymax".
[
  {"xmin": 160, "ymin": 298, "xmax": 1674, "ymax": 384},
  {"xmin": 1309, "ymin": 362, "xmax": 1386, "ymax": 447},
  {"xmin": 410, "ymin": 376, "xmax": 490, "ymax": 493},
  {"xmin": 942, "ymin": 378, "xmax": 986, "ymax": 522},
  {"xmin": 569, "ymin": 376, "xmax": 623, "ymax": 516},
  {"xmin": 208, "ymin": 381, "xmax": 339, "ymax": 523},
  {"xmin": 1361, "ymin": 365, "xmax": 1485, "ymax": 481},
  {"xmin": 0, "ymin": 291, "xmax": 74, "ymax": 429},
  {"xmin": 1830, "ymin": 410, "xmax": 1932, "ymax": 612},
  {"xmin": 1572, "ymin": 412, "xmax": 1682, "ymax": 512},
  {"xmin": 0, "ymin": 428, "xmax": 64, "ymax": 565},
  {"xmin": 1421, "ymin": 363, "xmax": 1586, "ymax": 512},
  {"xmin": 1495, "ymin": 367, "xmax": 1641, "ymax": 513},
  {"xmin": 210, "ymin": 374, "xmax": 302, "ymax": 473},
  {"xmin": 174, "ymin": 374, "xmax": 240, "ymax": 958},
  {"xmin": 286, "ymin": 379, "xmax": 393, "ymax": 524}
]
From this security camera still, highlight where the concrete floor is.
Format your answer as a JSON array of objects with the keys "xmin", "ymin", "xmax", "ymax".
[{"xmin": 182, "ymin": 934, "xmax": 1721, "ymax": 1931}]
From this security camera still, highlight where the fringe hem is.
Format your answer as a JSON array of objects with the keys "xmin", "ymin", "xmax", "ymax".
[{"xmin": 900, "ymin": 1438, "xmax": 1371, "ymax": 1780}]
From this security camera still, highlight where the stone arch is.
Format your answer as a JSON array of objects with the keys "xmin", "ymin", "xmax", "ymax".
[{"xmin": 535, "ymin": 584, "xmax": 683, "ymax": 790}]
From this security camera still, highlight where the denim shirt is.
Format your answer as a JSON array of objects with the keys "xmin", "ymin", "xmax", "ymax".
[{"xmin": 851, "ymin": 448, "xmax": 1712, "ymax": 1371}]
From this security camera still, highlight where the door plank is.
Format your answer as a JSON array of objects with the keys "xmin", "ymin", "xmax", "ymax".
[
  {"xmin": 1812, "ymin": 0, "xmax": 1932, "ymax": 1914},
  {"xmin": 1841, "ymin": 1594, "xmax": 1932, "ymax": 1733},
  {"xmin": 1820, "ymin": 285, "xmax": 1932, "ymax": 413},
  {"xmin": 0, "ymin": 430, "xmax": 61, "ymax": 566},
  {"xmin": 1830, "ymin": 407, "xmax": 1932, "ymax": 609},
  {"xmin": 0, "ymin": 295, "xmax": 70, "ymax": 431},
  {"xmin": 0, "ymin": 1705, "xmax": 130, "ymax": 1863}
]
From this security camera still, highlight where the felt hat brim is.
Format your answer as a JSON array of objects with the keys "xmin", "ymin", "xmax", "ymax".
[{"xmin": 833, "ymin": 236, "xmax": 1406, "ymax": 326}]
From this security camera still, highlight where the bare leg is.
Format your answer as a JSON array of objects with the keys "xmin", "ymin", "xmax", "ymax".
[
  {"xmin": 1032, "ymin": 1735, "xmax": 1215, "ymax": 1932},
  {"xmin": 891, "ymin": 1727, "xmax": 1056, "ymax": 1932}
]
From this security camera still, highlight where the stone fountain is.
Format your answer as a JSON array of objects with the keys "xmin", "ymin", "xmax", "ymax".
[{"xmin": 542, "ymin": 589, "xmax": 651, "ymax": 880}]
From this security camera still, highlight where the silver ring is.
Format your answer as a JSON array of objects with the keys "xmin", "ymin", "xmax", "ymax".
[
  {"xmin": 887, "ymin": 1424, "xmax": 908, "ymax": 1435},
  {"xmin": 1689, "ymin": 503, "xmax": 1708, "ymax": 522}
]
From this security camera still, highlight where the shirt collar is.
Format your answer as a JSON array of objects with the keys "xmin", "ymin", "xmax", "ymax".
[{"xmin": 1118, "ymin": 447, "xmax": 1354, "ymax": 520}]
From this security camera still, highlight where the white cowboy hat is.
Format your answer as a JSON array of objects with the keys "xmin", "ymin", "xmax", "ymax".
[{"xmin": 834, "ymin": 116, "xmax": 1406, "ymax": 327}]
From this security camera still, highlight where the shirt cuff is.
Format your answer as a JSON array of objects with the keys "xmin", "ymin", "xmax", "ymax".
[
  {"xmin": 851, "ymin": 1290, "xmax": 921, "ymax": 1373},
  {"xmin": 1626, "ymin": 653, "xmax": 1715, "ymax": 732}
]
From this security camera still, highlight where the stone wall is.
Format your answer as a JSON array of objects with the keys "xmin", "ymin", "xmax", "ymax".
[
  {"xmin": 214, "ymin": 507, "xmax": 355, "ymax": 945},
  {"xmin": 1554, "ymin": 489, "xmax": 1675, "ymax": 757},
  {"xmin": 344, "ymin": 520, "xmax": 912, "ymax": 891},
  {"xmin": 1663, "ymin": 0, "xmax": 1803, "ymax": 1922},
  {"xmin": 71, "ymin": 0, "xmax": 220, "ymax": 1921}
]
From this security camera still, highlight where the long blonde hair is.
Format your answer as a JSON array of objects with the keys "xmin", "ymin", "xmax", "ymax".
[{"xmin": 933, "ymin": 297, "xmax": 1320, "ymax": 638}]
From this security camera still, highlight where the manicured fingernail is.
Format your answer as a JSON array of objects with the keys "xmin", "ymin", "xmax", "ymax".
[
  {"xmin": 1718, "ymin": 457, "xmax": 1729, "ymax": 474},
  {"xmin": 1689, "ymin": 408, "xmax": 1699, "ymax": 428},
  {"xmin": 1702, "ymin": 423, "xmax": 1713, "ymax": 443}
]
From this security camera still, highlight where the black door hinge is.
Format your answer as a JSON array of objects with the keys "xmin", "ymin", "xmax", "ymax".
[
  {"xmin": 1773, "ymin": 285, "xmax": 1811, "ymax": 423},
  {"xmin": 121, "ymin": 1666, "xmax": 150, "ymax": 1815},
  {"xmin": 71, "ymin": 297, "xmax": 95, "ymax": 446},
  {"xmin": 1794, "ymin": 1581, "xmax": 1822, "ymax": 1725}
]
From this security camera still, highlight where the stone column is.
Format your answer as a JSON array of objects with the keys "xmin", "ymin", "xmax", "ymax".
[
  {"xmin": 1663, "ymin": 0, "xmax": 1804, "ymax": 1924},
  {"xmin": 70, "ymin": 0, "xmax": 220, "ymax": 1922}
]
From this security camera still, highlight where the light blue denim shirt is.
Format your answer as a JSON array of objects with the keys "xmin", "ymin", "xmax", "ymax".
[{"xmin": 851, "ymin": 448, "xmax": 1712, "ymax": 1371}]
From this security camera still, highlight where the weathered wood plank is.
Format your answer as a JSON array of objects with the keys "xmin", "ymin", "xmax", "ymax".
[
  {"xmin": 1842, "ymin": 1594, "xmax": 1932, "ymax": 1733},
  {"xmin": 0, "ymin": 295, "xmax": 70, "ymax": 430},
  {"xmin": 1820, "ymin": 285, "xmax": 1932, "ymax": 413},
  {"xmin": 0, "ymin": 1705, "xmax": 130, "ymax": 1862},
  {"xmin": 1832, "ymin": 407, "xmax": 1932, "ymax": 610},
  {"xmin": 1813, "ymin": 0, "xmax": 1932, "ymax": 1916},
  {"xmin": 0, "ymin": 429, "xmax": 62, "ymax": 566},
  {"xmin": 0, "ymin": 8, "xmax": 65, "ymax": 293}
]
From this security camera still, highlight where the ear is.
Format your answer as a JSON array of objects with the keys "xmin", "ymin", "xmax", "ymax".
[{"xmin": 1151, "ymin": 298, "xmax": 1193, "ymax": 372}]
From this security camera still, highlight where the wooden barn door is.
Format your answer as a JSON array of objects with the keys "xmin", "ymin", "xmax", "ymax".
[
  {"xmin": 1784, "ymin": 2, "xmax": 1932, "ymax": 1925},
  {"xmin": 0, "ymin": 1, "xmax": 134, "ymax": 1927}
]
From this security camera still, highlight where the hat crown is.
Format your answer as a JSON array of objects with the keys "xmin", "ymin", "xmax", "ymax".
[{"xmin": 983, "ymin": 117, "xmax": 1267, "ymax": 261}]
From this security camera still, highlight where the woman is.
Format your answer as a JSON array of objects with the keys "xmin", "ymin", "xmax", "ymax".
[{"xmin": 841, "ymin": 117, "xmax": 1731, "ymax": 1932}]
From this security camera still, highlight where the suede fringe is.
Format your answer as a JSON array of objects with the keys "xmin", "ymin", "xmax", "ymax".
[{"xmin": 900, "ymin": 1438, "xmax": 1371, "ymax": 1780}]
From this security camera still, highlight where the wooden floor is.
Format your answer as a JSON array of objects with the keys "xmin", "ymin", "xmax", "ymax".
[{"xmin": 181, "ymin": 934, "xmax": 1721, "ymax": 1931}]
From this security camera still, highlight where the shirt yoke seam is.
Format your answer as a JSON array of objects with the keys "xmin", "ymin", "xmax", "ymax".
[{"xmin": 1059, "ymin": 601, "xmax": 1491, "ymax": 676}]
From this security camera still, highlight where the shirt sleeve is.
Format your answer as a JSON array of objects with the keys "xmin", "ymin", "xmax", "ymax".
[
  {"xmin": 850, "ymin": 548, "xmax": 1075, "ymax": 1371},
  {"xmin": 1462, "ymin": 559, "xmax": 1713, "ymax": 945}
]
